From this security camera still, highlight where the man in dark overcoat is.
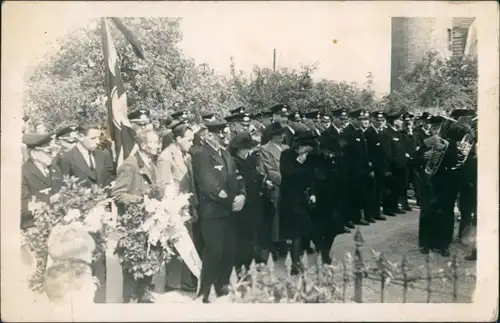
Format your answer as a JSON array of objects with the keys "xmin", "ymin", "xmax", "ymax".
[
  {"xmin": 400, "ymin": 113, "xmax": 418, "ymax": 211},
  {"xmin": 380, "ymin": 113, "xmax": 407, "ymax": 216},
  {"xmin": 342, "ymin": 108, "xmax": 373, "ymax": 226},
  {"xmin": 363, "ymin": 111, "xmax": 389, "ymax": 222},
  {"xmin": 191, "ymin": 121, "xmax": 246, "ymax": 303},
  {"xmin": 320, "ymin": 108, "xmax": 352, "ymax": 233}
]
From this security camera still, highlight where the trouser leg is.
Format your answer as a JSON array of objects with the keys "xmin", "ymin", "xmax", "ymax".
[{"xmin": 199, "ymin": 218, "xmax": 227, "ymax": 299}]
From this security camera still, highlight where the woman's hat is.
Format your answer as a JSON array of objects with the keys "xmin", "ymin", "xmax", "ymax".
[
  {"xmin": 269, "ymin": 121, "xmax": 286, "ymax": 136},
  {"xmin": 229, "ymin": 131, "xmax": 255, "ymax": 151},
  {"xmin": 293, "ymin": 129, "xmax": 317, "ymax": 146}
]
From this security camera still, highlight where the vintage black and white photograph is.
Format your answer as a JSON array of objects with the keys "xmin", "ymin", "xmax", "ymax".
[{"xmin": 2, "ymin": 1, "xmax": 498, "ymax": 322}]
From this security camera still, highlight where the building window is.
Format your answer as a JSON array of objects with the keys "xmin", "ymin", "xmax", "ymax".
[{"xmin": 447, "ymin": 28, "xmax": 452, "ymax": 51}]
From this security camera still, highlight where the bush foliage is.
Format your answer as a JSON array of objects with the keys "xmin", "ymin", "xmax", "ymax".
[{"xmin": 24, "ymin": 18, "xmax": 477, "ymax": 132}]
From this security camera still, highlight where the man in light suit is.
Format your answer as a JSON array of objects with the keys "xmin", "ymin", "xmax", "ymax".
[
  {"xmin": 157, "ymin": 120, "xmax": 199, "ymax": 293},
  {"xmin": 259, "ymin": 122, "xmax": 288, "ymax": 260},
  {"xmin": 56, "ymin": 123, "xmax": 115, "ymax": 303},
  {"xmin": 112, "ymin": 127, "xmax": 163, "ymax": 303}
]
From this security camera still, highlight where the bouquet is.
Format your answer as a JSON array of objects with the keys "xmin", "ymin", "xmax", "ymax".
[
  {"xmin": 22, "ymin": 176, "xmax": 113, "ymax": 293},
  {"xmin": 114, "ymin": 184, "xmax": 192, "ymax": 281}
]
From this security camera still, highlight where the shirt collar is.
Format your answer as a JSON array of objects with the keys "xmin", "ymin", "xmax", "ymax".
[
  {"xmin": 138, "ymin": 150, "xmax": 152, "ymax": 167},
  {"xmin": 332, "ymin": 124, "xmax": 342, "ymax": 133},
  {"xmin": 206, "ymin": 140, "xmax": 221, "ymax": 155},
  {"xmin": 33, "ymin": 160, "xmax": 48, "ymax": 174},
  {"xmin": 76, "ymin": 142, "xmax": 89, "ymax": 157}
]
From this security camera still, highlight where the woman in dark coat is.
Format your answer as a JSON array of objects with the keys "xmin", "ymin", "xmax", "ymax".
[
  {"xmin": 229, "ymin": 132, "xmax": 266, "ymax": 268},
  {"xmin": 278, "ymin": 130, "xmax": 318, "ymax": 275}
]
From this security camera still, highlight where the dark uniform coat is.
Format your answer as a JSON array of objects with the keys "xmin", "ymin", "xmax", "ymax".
[
  {"xmin": 380, "ymin": 126, "xmax": 408, "ymax": 211},
  {"xmin": 191, "ymin": 143, "xmax": 246, "ymax": 299},
  {"xmin": 232, "ymin": 150, "xmax": 266, "ymax": 267},
  {"xmin": 363, "ymin": 125, "xmax": 388, "ymax": 219},
  {"xmin": 342, "ymin": 124, "xmax": 372, "ymax": 223},
  {"xmin": 278, "ymin": 148, "xmax": 316, "ymax": 240},
  {"xmin": 21, "ymin": 160, "xmax": 62, "ymax": 230},
  {"xmin": 318, "ymin": 125, "xmax": 347, "ymax": 231}
]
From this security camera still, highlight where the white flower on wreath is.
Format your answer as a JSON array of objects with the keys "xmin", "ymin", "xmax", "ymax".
[
  {"xmin": 28, "ymin": 197, "xmax": 45, "ymax": 213},
  {"xmin": 84, "ymin": 205, "xmax": 105, "ymax": 232},
  {"xmin": 64, "ymin": 208, "xmax": 81, "ymax": 223}
]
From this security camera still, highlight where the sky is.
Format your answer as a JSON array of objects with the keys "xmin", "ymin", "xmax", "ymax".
[
  {"xmin": 13, "ymin": 2, "xmax": 392, "ymax": 98},
  {"xmin": 180, "ymin": 13, "xmax": 392, "ymax": 96}
]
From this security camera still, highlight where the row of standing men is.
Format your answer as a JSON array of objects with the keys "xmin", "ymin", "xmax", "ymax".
[{"xmin": 20, "ymin": 103, "xmax": 477, "ymax": 303}]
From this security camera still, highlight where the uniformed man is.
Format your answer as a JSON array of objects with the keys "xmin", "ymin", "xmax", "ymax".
[
  {"xmin": 191, "ymin": 120, "xmax": 246, "ymax": 303},
  {"xmin": 170, "ymin": 109, "xmax": 190, "ymax": 121},
  {"xmin": 128, "ymin": 109, "xmax": 152, "ymax": 130},
  {"xmin": 53, "ymin": 125, "xmax": 79, "ymax": 152},
  {"xmin": 364, "ymin": 111, "xmax": 389, "ymax": 222},
  {"xmin": 260, "ymin": 104, "xmax": 289, "ymax": 145},
  {"xmin": 224, "ymin": 112, "xmax": 253, "ymax": 136},
  {"xmin": 423, "ymin": 115, "xmax": 461, "ymax": 256},
  {"xmin": 381, "ymin": 112, "xmax": 407, "ymax": 216},
  {"xmin": 449, "ymin": 109, "xmax": 477, "ymax": 242},
  {"xmin": 303, "ymin": 110, "xmax": 322, "ymax": 137},
  {"xmin": 401, "ymin": 113, "xmax": 417, "ymax": 211},
  {"xmin": 201, "ymin": 112, "xmax": 217, "ymax": 123},
  {"xmin": 343, "ymin": 109, "xmax": 373, "ymax": 226},
  {"xmin": 21, "ymin": 133, "xmax": 62, "ymax": 230},
  {"xmin": 412, "ymin": 112, "xmax": 432, "ymax": 207},
  {"xmin": 321, "ymin": 108, "xmax": 352, "ymax": 232},
  {"xmin": 228, "ymin": 106, "xmax": 246, "ymax": 116},
  {"xmin": 413, "ymin": 115, "xmax": 439, "ymax": 254}
]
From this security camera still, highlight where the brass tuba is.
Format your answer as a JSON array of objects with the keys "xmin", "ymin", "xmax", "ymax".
[
  {"xmin": 454, "ymin": 116, "xmax": 477, "ymax": 168},
  {"xmin": 424, "ymin": 116, "xmax": 456, "ymax": 176}
]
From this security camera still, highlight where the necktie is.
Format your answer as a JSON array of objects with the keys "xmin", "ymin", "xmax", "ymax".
[{"xmin": 88, "ymin": 151, "xmax": 95, "ymax": 171}]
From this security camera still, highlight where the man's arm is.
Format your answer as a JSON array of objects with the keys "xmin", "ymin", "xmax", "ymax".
[
  {"xmin": 21, "ymin": 174, "xmax": 31, "ymax": 219},
  {"xmin": 259, "ymin": 146, "xmax": 282, "ymax": 186},
  {"xmin": 192, "ymin": 149, "xmax": 234, "ymax": 210},
  {"xmin": 102, "ymin": 151, "xmax": 116, "ymax": 186},
  {"xmin": 156, "ymin": 151, "xmax": 173, "ymax": 188},
  {"xmin": 111, "ymin": 163, "xmax": 142, "ymax": 205}
]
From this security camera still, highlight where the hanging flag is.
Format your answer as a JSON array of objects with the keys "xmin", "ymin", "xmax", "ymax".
[{"xmin": 101, "ymin": 17, "xmax": 144, "ymax": 167}]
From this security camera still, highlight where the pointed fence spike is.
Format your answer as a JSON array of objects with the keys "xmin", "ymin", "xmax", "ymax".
[
  {"xmin": 401, "ymin": 254, "xmax": 409, "ymax": 303},
  {"xmin": 209, "ymin": 284, "xmax": 217, "ymax": 301},
  {"xmin": 285, "ymin": 250, "xmax": 292, "ymax": 274},
  {"xmin": 230, "ymin": 266, "xmax": 238, "ymax": 286},
  {"xmin": 316, "ymin": 252, "xmax": 323, "ymax": 267},
  {"xmin": 301, "ymin": 250, "xmax": 309, "ymax": 267},
  {"xmin": 250, "ymin": 258, "xmax": 257, "ymax": 272},
  {"xmin": 354, "ymin": 227, "xmax": 364, "ymax": 246},
  {"xmin": 267, "ymin": 252, "xmax": 275, "ymax": 272}
]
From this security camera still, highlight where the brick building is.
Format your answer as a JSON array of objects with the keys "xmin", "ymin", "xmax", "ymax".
[{"xmin": 390, "ymin": 17, "xmax": 476, "ymax": 92}]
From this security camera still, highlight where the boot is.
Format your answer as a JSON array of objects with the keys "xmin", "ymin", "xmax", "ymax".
[{"xmin": 464, "ymin": 249, "xmax": 477, "ymax": 261}]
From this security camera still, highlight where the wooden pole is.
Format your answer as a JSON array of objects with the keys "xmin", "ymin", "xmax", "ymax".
[{"xmin": 273, "ymin": 48, "xmax": 276, "ymax": 71}]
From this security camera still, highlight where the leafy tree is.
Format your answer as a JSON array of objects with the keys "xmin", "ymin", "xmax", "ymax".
[
  {"xmin": 385, "ymin": 50, "xmax": 477, "ymax": 115},
  {"xmin": 24, "ymin": 18, "xmax": 243, "ymax": 131}
]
